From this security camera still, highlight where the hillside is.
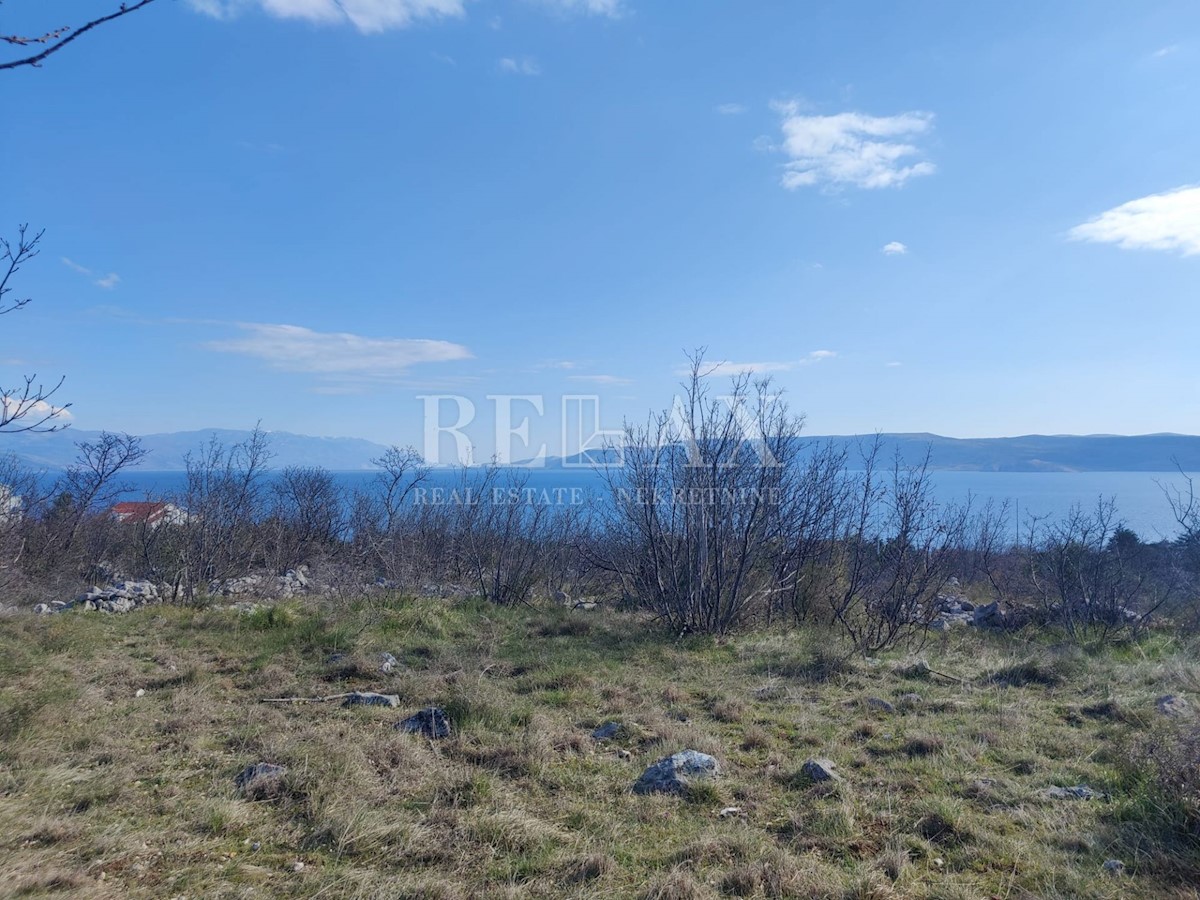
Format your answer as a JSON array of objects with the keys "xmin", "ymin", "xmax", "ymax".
[{"xmin": 2, "ymin": 598, "xmax": 1197, "ymax": 898}]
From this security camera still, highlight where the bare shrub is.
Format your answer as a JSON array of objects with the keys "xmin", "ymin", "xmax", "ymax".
[
  {"xmin": 1025, "ymin": 498, "xmax": 1178, "ymax": 641},
  {"xmin": 172, "ymin": 427, "xmax": 272, "ymax": 601},
  {"xmin": 600, "ymin": 354, "xmax": 805, "ymax": 635},
  {"xmin": 825, "ymin": 441, "xmax": 971, "ymax": 654}
]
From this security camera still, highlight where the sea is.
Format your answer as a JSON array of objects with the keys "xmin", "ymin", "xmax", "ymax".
[{"xmin": 103, "ymin": 468, "xmax": 1194, "ymax": 543}]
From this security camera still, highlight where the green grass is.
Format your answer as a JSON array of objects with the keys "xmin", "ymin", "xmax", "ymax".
[{"xmin": 0, "ymin": 597, "xmax": 1198, "ymax": 898}]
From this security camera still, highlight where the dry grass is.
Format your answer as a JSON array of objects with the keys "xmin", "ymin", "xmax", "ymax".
[{"xmin": 0, "ymin": 597, "xmax": 1198, "ymax": 897}]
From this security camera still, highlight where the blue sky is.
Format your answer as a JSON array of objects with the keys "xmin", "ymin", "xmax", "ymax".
[{"xmin": 4, "ymin": 0, "xmax": 1200, "ymax": 460}]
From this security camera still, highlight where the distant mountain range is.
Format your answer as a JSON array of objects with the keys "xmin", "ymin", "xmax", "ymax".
[
  {"xmin": 1, "ymin": 428, "xmax": 392, "ymax": 472},
  {"xmin": 2, "ymin": 428, "xmax": 1199, "ymax": 473},
  {"xmin": 534, "ymin": 433, "xmax": 1200, "ymax": 473}
]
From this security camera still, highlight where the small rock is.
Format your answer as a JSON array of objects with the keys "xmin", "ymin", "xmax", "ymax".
[
  {"xmin": 865, "ymin": 697, "xmax": 896, "ymax": 714},
  {"xmin": 903, "ymin": 659, "xmax": 932, "ymax": 678},
  {"xmin": 1157, "ymin": 695, "xmax": 1189, "ymax": 717},
  {"xmin": 800, "ymin": 758, "xmax": 843, "ymax": 783},
  {"xmin": 718, "ymin": 806, "xmax": 745, "ymax": 818},
  {"xmin": 633, "ymin": 750, "xmax": 720, "ymax": 795},
  {"xmin": 965, "ymin": 778, "xmax": 998, "ymax": 796},
  {"xmin": 973, "ymin": 601, "xmax": 1003, "ymax": 627},
  {"xmin": 292, "ymin": 861, "xmax": 305, "ymax": 873},
  {"xmin": 32, "ymin": 604, "xmax": 52, "ymax": 615},
  {"xmin": 898, "ymin": 693, "xmax": 924, "ymax": 706},
  {"xmin": 574, "ymin": 601, "xmax": 598, "ymax": 611},
  {"xmin": 1102, "ymin": 859, "xmax": 1126, "ymax": 876},
  {"xmin": 135, "ymin": 688, "xmax": 146, "ymax": 698},
  {"xmin": 341, "ymin": 691, "xmax": 400, "ymax": 708},
  {"xmin": 397, "ymin": 707, "xmax": 452, "ymax": 739},
  {"xmin": 592, "ymin": 721, "xmax": 622, "ymax": 740},
  {"xmin": 1044, "ymin": 784, "xmax": 1105, "ymax": 801},
  {"xmin": 380, "ymin": 652, "xmax": 398, "ymax": 674},
  {"xmin": 235, "ymin": 763, "xmax": 287, "ymax": 796},
  {"xmin": 958, "ymin": 600, "xmax": 975, "ymax": 612}
]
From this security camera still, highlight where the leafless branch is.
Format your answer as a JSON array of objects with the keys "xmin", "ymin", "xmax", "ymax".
[
  {"xmin": 0, "ymin": 374, "xmax": 71, "ymax": 433},
  {"xmin": 0, "ymin": 224, "xmax": 42, "ymax": 316},
  {"xmin": 1, "ymin": 0, "xmax": 160, "ymax": 72}
]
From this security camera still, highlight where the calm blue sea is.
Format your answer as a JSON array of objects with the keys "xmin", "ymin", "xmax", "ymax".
[{"xmin": 102, "ymin": 468, "xmax": 1194, "ymax": 542}]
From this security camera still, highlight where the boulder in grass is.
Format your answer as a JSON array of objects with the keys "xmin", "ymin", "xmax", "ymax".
[
  {"xmin": 235, "ymin": 763, "xmax": 287, "ymax": 800},
  {"xmin": 342, "ymin": 691, "xmax": 400, "ymax": 708},
  {"xmin": 800, "ymin": 758, "xmax": 843, "ymax": 783},
  {"xmin": 1157, "ymin": 695, "xmax": 1189, "ymax": 717},
  {"xmin": 397, "ymin": 707, "xmax": 452, "ymax": 739},
  {"xmin": 1044, "ymin": 784, "xmax": 1106, "ymax": 801},
  {"xmin": 592, "ymin": 721, "xmax": 622, "ymax": 740},
  {"xmin": 633, "ymin": 750, "xmax": 720, "ymax": 795}
]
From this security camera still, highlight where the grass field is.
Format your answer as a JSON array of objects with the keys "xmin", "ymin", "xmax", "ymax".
[{"xmin": 2, "ymin": 597, "xmax": 1199, "ymax": 898}]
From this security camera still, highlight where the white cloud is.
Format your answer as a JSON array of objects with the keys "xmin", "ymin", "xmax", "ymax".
[
  {"xmin": 881, "ymin": 241, "xmax": 908, "ymax": 256},
  {"xmin": 772, "ymin": 102, "xmax": 936, "ymax": 190},
  {"xmin": 1068, "ymin": 185, "xmax": 1200, "ymax": 256},
  {"xmin": 693, "ymin": 351, "xmax": 836, "ymax": 377},
  {"xmin": 531, "ymin": 0, "xmax": 623, "ymax": 16},
  {"xmin": 206, "ymin": 323, "xmax": 472, "ymax": 376},
  {"xmin": 187, "ymin": 0, "xmax": 466, "ymax": 33},
  {"xmin": 1153, "ymin": 44, "xmax": 1179, "ymax": 58},
  {"xmin": 499, "ymin": 56, "xmax": 541, "ymax": 76},
  {"xmin": 62, "ymin": 257, "xmax": 120, "ymax": 289},
  {"xmin": 716, "ymin": 103, "xmax": 746, "ymax": 115},
  {"xmin": 568, "ymin": 374, "xmax": 631, "ymax": 385},
  {"xmin": 189, "ymin": 0, "xmax": 623, "ymax": 30},
  {"xmin": 0, "ymin": 396, "xmax": 72, "ymax": 422}
]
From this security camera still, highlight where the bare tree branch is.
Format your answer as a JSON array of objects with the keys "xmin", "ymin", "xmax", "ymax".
[
  {"xmin": 1, "ymin": 0, "xmax": 160, "ymax": 72},
  {"xmin": 1, "ymin": 224, "xmax": 71, "ymax": 433},
  {"xmin": 0, "ymin": 223, "xmax": 42, "ymax": 316},
  {"xmin": 0, "ymin": 374, "xmax": 70, "ymax": 433}
]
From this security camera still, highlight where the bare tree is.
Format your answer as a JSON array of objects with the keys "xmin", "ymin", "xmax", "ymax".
[
  {"xmin": 55, "ymin": 432, "xmax": 147, "ymax": 553},
  {"xmin": 823, "ymin": 441, "xmax": 970, "ymax": 654},
  {"xmin": 1, "ymin": 225, "xmax": 69, "ymax": 432},
  {"xmin": 769, "ymin": 439, "xmax": 851, "ymax": 625},
  {"xmin": 0, "ymin": 452, "xmax": 41, "ymax": 591},
  {"xmin": 265, "ymin": 465, "xmax": 346, "ymax": 571},
  {"xmin": 14, "ymin": 433, "xmax": 145, "ymax": 589},
  {"xmin": 600, "ymin": 354, "xmax": 805, "ymax": 635},
  {"xmin": 346, "ymin": 446, "xmax": 430, "ymax": 587},
  {"xmin": 1161, "ymin": 463, "xmax": 1200, "ymax": 572},
  {"xmin": 175, "ymin": 427, "xmax": 272, "ymax": 601},
  {"xmin": 454, "ymin": 465, "xmax": 563, "ymax": 607},
  {"xmin": 1, "ymin": 0, "xmax": 161, "ymax": 72},
  {"xmin": 1025, "ymin": 497, "xmax": 1176, "ymax": 642}
]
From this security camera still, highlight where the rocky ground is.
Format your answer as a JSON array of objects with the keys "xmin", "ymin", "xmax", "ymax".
[{"xmin": 1, "ymin": 597, "xmax": 1198, "ymax": 898}]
